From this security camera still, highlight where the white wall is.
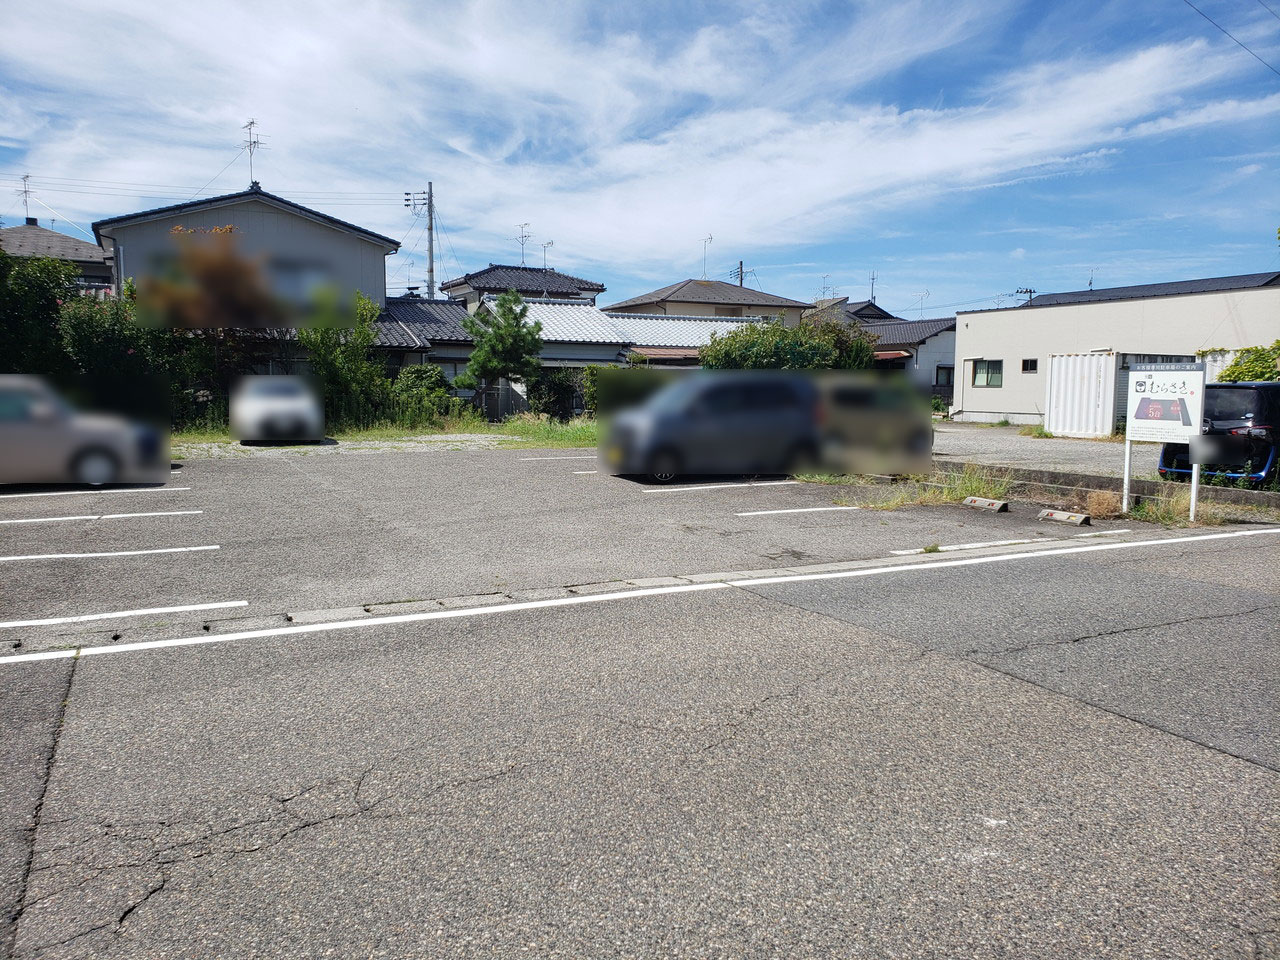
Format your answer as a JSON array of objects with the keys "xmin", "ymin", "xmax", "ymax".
[{"xmin": 952, "ymin": 286, "xmax": 1280, "ymax": 422}]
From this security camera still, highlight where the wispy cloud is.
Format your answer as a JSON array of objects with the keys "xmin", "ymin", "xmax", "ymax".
[{"xmin": 1, "ymin": 0, "xmax": 1276, "ymax": 304}]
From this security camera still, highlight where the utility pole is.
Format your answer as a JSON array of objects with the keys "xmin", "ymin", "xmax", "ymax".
[
  {"xmin": 738, "ymin": 260, "xmax": 744, "ymax": 286},
  {"xmin": 426, "ymin": 182, "xmax": 435, "ymax": 299},
  {"xmin": 1017, "ymin": 287, "xmax": 1036, "ymax": 306}
]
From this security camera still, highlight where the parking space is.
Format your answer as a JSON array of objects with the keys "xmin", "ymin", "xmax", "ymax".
[
  {"xmin": 2, "ymin": 443, "xmax": 1277, "ymax": 959},
  {"xmin": 0, "ymin": 443, "xmax": 1201, "ymax": 663}
]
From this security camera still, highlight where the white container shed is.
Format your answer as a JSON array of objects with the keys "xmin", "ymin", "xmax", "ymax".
[{"xmin": 1044, "ymin": 352, "xmax": 1117, "ymax": 438}]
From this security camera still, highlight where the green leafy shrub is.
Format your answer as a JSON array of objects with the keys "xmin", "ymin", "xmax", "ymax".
[
  {"xmin": 1216, "ymin": 340, "xmax": 1280, "ymax": 382},
  {"xmin": 527, "ymin": 368, "xmax": 581, "ymax": 422},
  {"xmin": 699, "ymin": 317, "xmax": 874, "ymax": 370}
]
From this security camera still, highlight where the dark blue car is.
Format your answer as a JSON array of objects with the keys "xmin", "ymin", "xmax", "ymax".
[{"xmin": 1158, "ymin": 381, "xmax": 1280, "ymax": 485}]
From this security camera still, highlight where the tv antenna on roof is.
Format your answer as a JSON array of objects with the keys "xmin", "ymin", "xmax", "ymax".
[
  {"xmin": 511, "ymin": 223, "xmax": 533, "ymax": 266},
  {"xmin": 869, "ymin": 270, "xmax": 877, "ymax": 303},
  {"xmin": 19, "ymin": 173, "xmax": 31, "ymax": 219},
  {"xmin": 1088, "ymin": 267, "xmax": 1098, "ymax": 290},
  {"xmin": 541, "ymin": 240, "xmax": 554, "ymax": 270},
  {"xmin": 909, "ymin": 289, "xmax": 929, "ymax": 320},
  {"xmin": 242, "ymin": 119, "xmax": 265, "ymax": 184},
  {"xmin": 700, "ymin": 235, "xmax": 713, "ymax": 279}
]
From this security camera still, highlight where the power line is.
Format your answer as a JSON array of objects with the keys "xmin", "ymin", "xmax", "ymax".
[
  {"xmin": 29, "ymin": 196, "xmax": 95, "ymax": 240},
  {"xmin": 1181, "ymin": 0, "xmax": 1280, "ymax": 79},
  {"xmin": 1256, "ymin": 0, "xmax": 1280, "ymax": 23},
  {"xmin": 185, "ymin": 148, "xmax": 247, "ymax": 201}
]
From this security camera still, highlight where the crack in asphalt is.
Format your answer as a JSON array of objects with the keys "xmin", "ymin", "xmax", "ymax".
[
  {"xmin": 13, "ymin": 742, "xmax": 537, "ymax": 957},
  {"xmin": 6, "ymin": 654, "xmax": 77, "ymax": 960},
  {"xmin": 969, "ymin": 601, "xmax": 1280, "ymax": 658}
]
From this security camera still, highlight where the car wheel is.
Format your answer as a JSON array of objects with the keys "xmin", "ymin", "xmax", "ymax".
[
  {"xmin": 72, "ymin": 448, "xmax": 120, "ymax": 486},
  {"xmin": 647, "ymin": 449, "xmax": 681, "ymax": 484}
]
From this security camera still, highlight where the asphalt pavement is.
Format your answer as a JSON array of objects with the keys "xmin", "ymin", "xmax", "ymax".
[{"xmin": 1, "ymin": 444, "xmax": 1276, "ymax": 959}]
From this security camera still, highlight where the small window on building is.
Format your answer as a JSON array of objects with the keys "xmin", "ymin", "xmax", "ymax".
[
  {"xmin": 1021, "ymin": 358, "xmax": 1038, "ymax": 373},
  {"xmin": 973, "ymin": 359, "xmax": 1003, "ymax": 388},
  {"xmin": 935, "ymin": 365, "xmax": 954, "ymax": 387},
  {"xmin": 714, "ymin": 306, "xmax": 744, "ymax": 317}
]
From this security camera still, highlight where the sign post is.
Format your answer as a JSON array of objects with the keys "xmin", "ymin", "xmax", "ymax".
[{"xmin": 1123, "ymin": 362, "xmax": 1205, "ymax": 520}]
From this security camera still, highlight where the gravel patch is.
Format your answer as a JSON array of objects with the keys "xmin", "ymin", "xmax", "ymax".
[{"xmin": 935, "ymin": 422, "xmax": 1159, "ymax": 478}]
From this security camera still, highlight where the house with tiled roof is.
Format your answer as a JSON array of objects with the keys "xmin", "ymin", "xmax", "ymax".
[
  {"xmin": 802, "ymin": 296, "xmax": 898, "ymax": 326},
  {"xmin": 440, "ymin": 264, "xmax": 606, "ymax": 311},
  {"xmin": 860, "ymin": 316, "xmax": 957, "ymax": 399},
  {"xmin": 0, "ymin": 217, "xmax": 113, "ymax": 287},
  {"xmin": 604, "ymin": 278, "xmax": 811, "ymax": 322},
  {"xmin": 91, "ymin": 181, "xmax": 400, "ymax": 307}
]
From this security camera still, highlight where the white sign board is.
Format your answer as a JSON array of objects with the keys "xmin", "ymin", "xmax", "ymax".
[{"xmin": 1125, "ymin": 362, "xmax": 1205, "ymax": 443}]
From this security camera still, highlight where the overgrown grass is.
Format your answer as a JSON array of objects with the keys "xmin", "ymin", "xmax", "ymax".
[
  {"xmin": 800, "ymin": 465, "xmax": 1016, "ymax": 511},
  {"xmin": 1019, "ymin": 423, "xmax": 1054, "ymax": 438},
  {"xmin": 481, "ymin": 414, "xmax": 599, "ymax": 448},
  {"xmin": 1130, "ymin": 489, "xmax": 1231, "ymax": 527},
  {"xmin": 172, "ymin": 412, "xmax": 601, "ymax": 449}
]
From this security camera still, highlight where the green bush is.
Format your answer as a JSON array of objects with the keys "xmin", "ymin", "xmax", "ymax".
[
  {"xmin": 699, "ymin": 317, "xmax": 874, "ymax": 370},
  {"xmin": 580, "ymin": 364, "xmax": 601, "ymax": 415},
  {"xmin": 930, "ymin": 394, "xmax": 948, "ymax": 414},
  {"xmin": 1217, "ymin": 340, "xmax": 1280, "ymax": 382},
  {"xmin": 393, "ymin": 363, "xmax": 450, "ymax": 396},
  {"xmin": 527, "ymin": 368, "xmax": 581, "ymax": 422},
  {"xmin": 1, "ymin": 251, "xmax": 79, "ymax": 375}
]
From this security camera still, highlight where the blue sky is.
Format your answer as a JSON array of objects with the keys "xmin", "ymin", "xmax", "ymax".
[{"xmin": 1, "ymin": 0, "xmax": 1278, "ymax": 316}]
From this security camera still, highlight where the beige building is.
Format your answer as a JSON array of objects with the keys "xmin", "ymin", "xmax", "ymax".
[
  {"xmin": 604, "ymin": 278, "xmax": 811, "ymax": 322},
  {"xmin": 951, "ymin": 272, "xmax": 1280, "ymax": 425},
  {"xmin": 92, "ymin": 182, "xmax": 400, "ymax": 307}
]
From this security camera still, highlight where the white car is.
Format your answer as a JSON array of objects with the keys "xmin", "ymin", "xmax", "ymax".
[{"xmin": 230, "ymin": 376, "xmax": 325, "ymax": 444}]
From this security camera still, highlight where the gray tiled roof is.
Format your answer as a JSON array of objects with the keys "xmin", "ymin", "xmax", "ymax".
[
  {"xmin": 0, "ymin": 223, "xmax": 111, "ymax": 263},
  {"xmin": 860, "ymin": 317, "xmax": 956, "ymax": 348},
  {"xmin": 605, "ymin": 312, "xmax": 755, "ymax": 347},
  {"xmin": 381, "ymin": 297, "xmax": 473, "ymax": 342},
  {"xmin": 91, "ymin": 183, "xmax": 400, "ymax": 249},
  {"xmin": 440, "ymin": 264, "xmax": 606, "ymax": 296},
  {"xmin": 603, "ymin": 278, "xmax": 812, "ymax": 311},
  {"xmin": 962, "ymin": 272, "xmax": 1280, "ymax": 311},
  {"xmin": 511, "ymin": 298, "xmax": 628, "ymax": 344}
]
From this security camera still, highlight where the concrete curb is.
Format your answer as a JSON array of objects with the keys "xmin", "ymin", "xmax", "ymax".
[{"xmin": 935, "ymin": 461, "xmax": 1280, "ymax": 509}]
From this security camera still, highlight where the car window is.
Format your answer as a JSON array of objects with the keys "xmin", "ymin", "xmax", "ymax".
[
  {"xmin": 0, "ymin": 390, "xmax": 33, "ymax": 422},
  {"xmin": 747, "ymin": 382, "xmax": 800, "ymax": 411},
  {"xmin": 1205, "ymin": 387, "xmax": 1259, "ymax": 421},
  {"xmin": 701, "ymin": 384, "xmax": 749, "ymax": 415}
]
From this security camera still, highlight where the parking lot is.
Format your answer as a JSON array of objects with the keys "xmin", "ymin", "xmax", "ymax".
[{"xmin": 3, "ymin": 443, "xmax": 1278, "ymax": 959}]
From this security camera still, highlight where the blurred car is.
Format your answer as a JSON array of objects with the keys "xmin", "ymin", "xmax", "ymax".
[
  {"xmin": 601, "ymin": 372, "xmax": 823, "ymax": 482},
  {"xmin": 1158, "ymin": 381, "xmax": 1279, "ymax": 485},
  {"xmin": 230, "ymin": 376, "xmax": 324, "ymax": 444},
  {"xmin": 817, "ymin": 373, "xmax": 933, "ymax": 476},
  {"xmin": 0, "ymin": 375, "xmax": 167, "ymax": 486}
]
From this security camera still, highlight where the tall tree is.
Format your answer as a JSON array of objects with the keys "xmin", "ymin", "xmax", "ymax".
[
  {"xmin": 455, "ymin": 290, "xmax": 543, "ymax": 391},
  {"xmin": 0, "ymin": 251, "xmax": 78, "ymax": 375}
]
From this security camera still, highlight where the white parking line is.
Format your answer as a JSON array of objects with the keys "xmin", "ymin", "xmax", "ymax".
[
  {"xmin": 573, "ymin": 470, "xmax": 598, "ymax": 475},
  {"xmin": 1074, "ymin": 528, "xmax": 1132, "ymax": 538},
  {"xmin": 0, "ymin": 487, "xmax": 190, "ymax": 500},
  {"xmin": 890, "ymin": 538, "xmax": 1039, "ymax": 556},
  {"xmin": 736, "ymin": 506, "xmax": 859, "ymax": 517},
  {"xmin": 0, "ymin": 600, "xmax": 248, "ymax": 630},
  {"xmin": 6, "ymin": 527, "xmax": 1275, "ymax": 665},
  {"xmin": 519, "ymin": 456, "xmax": 596, "ymax": 461},
  {"xmin": 643, "ymin": 480, "xmax": 800, "ymax": 494},
  {"xmin": 0, "ymin": 545, "xmax": 219, "ymax": 563},
  {"xmin": 0, "ymin": 510, "xmax": 203, "ymax": 526}
]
